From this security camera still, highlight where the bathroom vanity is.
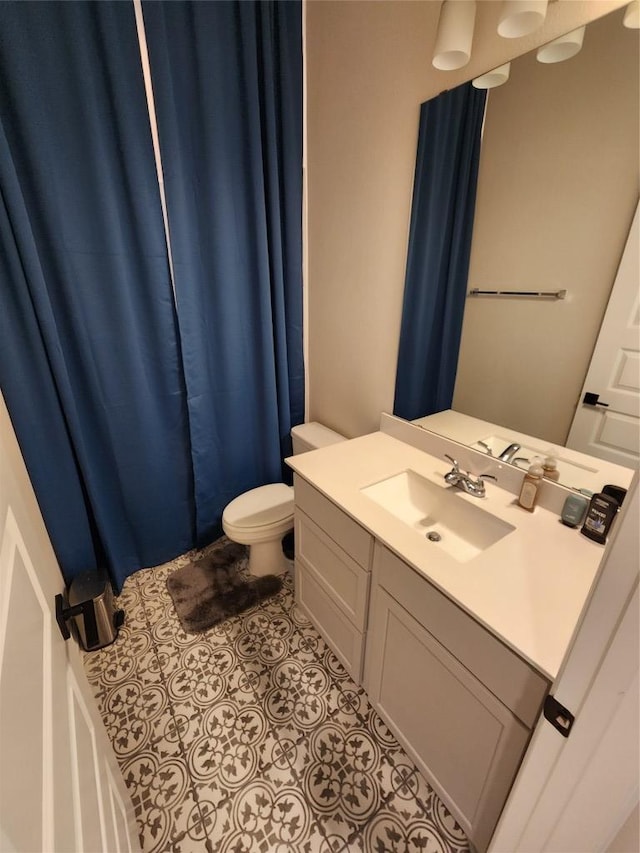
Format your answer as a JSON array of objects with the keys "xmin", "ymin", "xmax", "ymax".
[{"xmin": 286, "ymin": 415, "xmax": 612, "ymax": 852}]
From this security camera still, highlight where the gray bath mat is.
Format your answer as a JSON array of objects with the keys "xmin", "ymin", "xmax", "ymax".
[{"xmin": 166, "ymin": 542, "xmax": 283, "ymax": 633}]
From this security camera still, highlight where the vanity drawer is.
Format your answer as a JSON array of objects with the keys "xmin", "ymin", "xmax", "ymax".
[
  {"xmin": 373, "ymin": 543, "xmax": 549, "ymax": 728},
  {"xmin": 294, "ymin": 475, "xmax": 372, "ymax": 570},
  {"xmin": 295, "ymin": 558, "xmax": 365, "ymax": 682},
  {"xmin": 295, "ymin": 510, "xmax": 370, "ymax": 631}
]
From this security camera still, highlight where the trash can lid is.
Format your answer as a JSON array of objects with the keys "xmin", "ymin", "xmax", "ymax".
[{"xmin": 68, "ymin": 570, "xmax": 111, "ymax": 605}]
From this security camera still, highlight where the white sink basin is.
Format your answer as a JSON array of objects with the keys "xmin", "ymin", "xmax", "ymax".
[{"xmin": 361, "ymin": 470, "xmax": 515, "ymax": 563}]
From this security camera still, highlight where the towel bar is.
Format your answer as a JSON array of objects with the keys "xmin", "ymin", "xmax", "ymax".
[{"xmin": 468, "ymin": 288, "xmax": 567, "ymax": 300}]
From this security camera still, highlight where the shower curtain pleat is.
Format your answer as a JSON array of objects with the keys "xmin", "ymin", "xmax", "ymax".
[
  {"xmin": 0, "ymin": 1, "xmax": 196, "ymax": 589},
  {"xmin": 141, "ymin": 0, "xmax": 304, "ymax": 547}
]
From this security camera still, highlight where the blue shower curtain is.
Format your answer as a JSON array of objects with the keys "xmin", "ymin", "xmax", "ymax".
[
  {"xmin": 142, "ymin": 0, "xmax": 304, "ymax": 547},
  {"xmin": 0, "ymin": 1, "xmax": 195, "ymax": 590},
  {"xmin": 394, "ymin": 84, "xmax": 487, "ymax": 421},
  {"xmin": 0, "ymin": 1, "xmax": 303, "ymax": 588}
]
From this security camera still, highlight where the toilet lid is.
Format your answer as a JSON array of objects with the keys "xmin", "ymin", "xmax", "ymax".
[{"xmin": 223, "ymin": 483, "xmax": 294, "ymax": 528}]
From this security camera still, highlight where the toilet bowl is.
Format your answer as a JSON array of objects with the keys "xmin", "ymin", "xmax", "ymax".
[
  {"xmin": 222, "ymin": 422, "xmax": 346, "ymax": 577},
  {"xmin": 222, "ymin": 483, "xmax": 295, "ymax": 577}
]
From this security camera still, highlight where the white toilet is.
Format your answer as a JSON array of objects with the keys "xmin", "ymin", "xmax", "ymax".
[{"xmin": 222, "ymin": 422, "xmax": 346, "ymax": 577}]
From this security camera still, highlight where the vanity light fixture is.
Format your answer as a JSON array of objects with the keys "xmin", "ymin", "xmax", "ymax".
[
  {"xmin": 536, "ymin": 26, "xmax": 585, "ymax": 63},
  {"xmin": 472, "ymin": 62, "xmax": 511, "ymax": 89},
  {"xmin": 432, "ymin": 0, "xmax": 476, "ymax": 71},
  {"xmin": 497, "ymin": 0, "xmax": 548, "ymax": 39},
  {"xmin": 623, "ymin": 0, "xmax": 639, "ymax": 28}
]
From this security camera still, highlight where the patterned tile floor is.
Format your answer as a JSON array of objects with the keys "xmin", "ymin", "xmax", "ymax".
[{"xmin": 84, "ymin": 538, "xmax": 471, "ymax": 853}]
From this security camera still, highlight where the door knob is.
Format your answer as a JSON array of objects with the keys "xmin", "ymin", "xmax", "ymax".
[{"xmin": 582, "ymin": 392, "xmax": 609, "ymax": 407}]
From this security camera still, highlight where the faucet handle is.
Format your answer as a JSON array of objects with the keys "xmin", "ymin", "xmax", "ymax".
[
  {"xmin": 478, "ymin": 473, "xmax": 497, "ymax": 482},
  {"xmin": 445, "ymin": 454, "xmax": 459, "ymax": 471}
]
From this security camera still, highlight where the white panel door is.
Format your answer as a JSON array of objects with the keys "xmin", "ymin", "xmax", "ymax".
[
  {"xmin": 567, "ymin": 203, "xmax": 640, "ymax": 468},
  {"xmin": 0, "ymin": 392, "xmax": 140, "ymax": 853},
  {"xmin": 489, "ymin": 480, "xmax": 639, "ymax": 852}
]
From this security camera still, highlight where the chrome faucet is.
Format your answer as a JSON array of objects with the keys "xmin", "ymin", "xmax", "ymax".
[
  {"xmin": 497, "ymin": 443, "xmax": 521, "ymax": 463},
  {"xmin": 444, "ymin": 455, "xmax": 496, "ymax": 498}
]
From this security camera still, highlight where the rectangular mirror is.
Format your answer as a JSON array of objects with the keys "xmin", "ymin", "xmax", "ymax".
[{"xmin": 408, "ymin": 7, "xmax": 639, "ymax": 491}]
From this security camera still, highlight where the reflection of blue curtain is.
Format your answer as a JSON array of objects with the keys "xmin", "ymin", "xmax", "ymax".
[
  {"xmin": 142, "ymin": 0, "xmax": 304, "ymax": 546},
  {"xmin": 394, "ymin": 84, "xmax": 486, "ymax": 420},
  {"xmin": 0, "ymin": 2, "xmax": 195, "ymax": 590}
]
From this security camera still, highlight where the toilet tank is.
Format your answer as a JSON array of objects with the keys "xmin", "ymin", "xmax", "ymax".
[{"xmin": 291, "ymin": 422, "xmax": 346, "ymax": 454}]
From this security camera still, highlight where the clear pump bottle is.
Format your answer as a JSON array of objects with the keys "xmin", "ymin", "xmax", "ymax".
[
  {"xmin": 542, "ymin": 456, "xmax": 560, "ymax": 481},
  {"xmin": 518, "ymin": 459, "xmax": 544, "ymax": 511}
]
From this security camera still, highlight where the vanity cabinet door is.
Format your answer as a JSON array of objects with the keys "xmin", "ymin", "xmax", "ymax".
[
  {"xmin": 365, "ymin": 585, "xmax": 530, "ymax": 853},
  {"xmin": 372, "ymin": 544, "xmax": 548, "ymax": 729}
]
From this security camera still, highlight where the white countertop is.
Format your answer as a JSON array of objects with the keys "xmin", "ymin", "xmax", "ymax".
[{"xmin": 287, "ymin": 431, "xmax": 606, "ymax": 681}]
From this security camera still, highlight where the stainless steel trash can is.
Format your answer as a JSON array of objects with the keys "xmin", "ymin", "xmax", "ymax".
[{"xmin": 67, "ymin": 571, "xmax": 124, "ymax": 651}]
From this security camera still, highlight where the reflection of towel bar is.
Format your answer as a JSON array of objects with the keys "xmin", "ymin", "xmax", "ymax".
[{"xmin": 468, "ymin": 288, "xmax": 567, "ymax": 300}]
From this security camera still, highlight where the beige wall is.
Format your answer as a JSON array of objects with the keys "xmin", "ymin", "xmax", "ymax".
[
  {"xmin": 453, "ymin": 10, "xmax": 639, "ymax": 445},
  {"xmin": 607, "ymin": 802, "xmax": 640, "ymax": 853},
  {"xmin": 305, "ymin": 0, "xmax": 630, "ymax": 438}
]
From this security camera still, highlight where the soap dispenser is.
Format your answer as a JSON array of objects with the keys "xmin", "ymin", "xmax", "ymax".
[
  {"xmin": 518, "ymin": 459, "xmax": 544, "ymax": 511},
  {"xmin": 542, "ymin": 456, "xmax": 560, "ymax": 481}
]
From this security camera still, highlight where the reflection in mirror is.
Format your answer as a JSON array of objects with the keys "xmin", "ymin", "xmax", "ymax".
[
  {"xmin": 408, "ymin": 8, "xmax": 639, "ymax": 489},
  {"xmin": 413, "ymin": 409, "xmax": 635, "ymax": 494}
]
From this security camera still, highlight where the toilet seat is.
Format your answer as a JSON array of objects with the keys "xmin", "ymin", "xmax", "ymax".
[
  {"xmin": 222, "ymin": 514, "xmax": 293, "ymax": 545},
  {"xmin": 222, "ymin": 483, "xmax": 294, "ymax": 530}
]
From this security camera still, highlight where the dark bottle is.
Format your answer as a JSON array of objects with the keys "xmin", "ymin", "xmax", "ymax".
[
  {"xmin": 602, "ymin": 484, "xmax": 627, "ymax": 507},
  {"xmin": 580, "ymin": 493, "xmax": 620, "ymax": 544}
]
